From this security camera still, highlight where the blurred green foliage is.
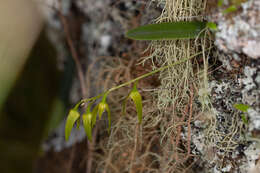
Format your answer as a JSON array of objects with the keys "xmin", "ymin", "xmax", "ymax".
[{"xmin": 0, "ymin": 31, "xmax": 68, "ymax": 173}]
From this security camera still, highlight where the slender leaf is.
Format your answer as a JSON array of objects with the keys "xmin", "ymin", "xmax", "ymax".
[
  {"xmin": 129, "ymin": 83, "xmax": 143, "ymax": 124},
  {"xmin": 65, "ymin": 109, "xmax": 80, "ymax": 141},
  {"xmin": 218, "ymin": 0, "xmax": 224, "ymax": 7},
  {"xmin": 126, "ymin": 21, "xmax": 207, "ymax": 40},
  {"xmin": 207, "ymin": 22, "xmax": 218, "ymax": 31},
  {"xmin": 223, "ymin": 5, "xmax": 237, "ymax": 13},
  {"xmin": 234, "ymin": 104, "xmax": 250, "ymax": 113}
]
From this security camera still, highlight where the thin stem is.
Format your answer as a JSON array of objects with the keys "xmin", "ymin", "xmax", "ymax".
[
  {"xmin": 78, "ymin": 93, "xmax": 105, "ymax": 106},
  {"xmin": 57, "ymin": 0, "xmax": 87, "ymax": 97},
  {"xmin": 78, "ymin": 48, "xmax": 211, "ymax": 106},
  {"xmin": 108, "ymin": 49, "xmax": 207, "ymax": 92}
]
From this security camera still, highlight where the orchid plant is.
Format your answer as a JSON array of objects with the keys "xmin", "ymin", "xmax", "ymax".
[{"xmin": 65, "ymin": 21, "xmax": 214, "ymax": 141}]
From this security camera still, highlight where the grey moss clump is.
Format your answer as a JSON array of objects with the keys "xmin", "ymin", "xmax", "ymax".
[{"xmin": 140, "ymin": 0, "xmax": 213, "ymax": 172}]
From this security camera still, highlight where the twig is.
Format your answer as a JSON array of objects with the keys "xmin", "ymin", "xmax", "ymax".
[
  {"xmin": 184, "ymin": 85, "xmax": 193, "ymax": 160},
  {"xmin": 79, "ymin": 48, "xmax": 212, "ymax": 106},
  {"xmin": 57, "ymin": 0, "xmax": 87, "ymax": 97},
  {"xmin": 57, "ymin": 1, "xmax": 96, "ymax": 173},
  {"xmin": 173, "ymin": 102, "xmax": 187, "ymax": 163},
  {"xmin": 130, "ymin": 124, "xmax": 139, "ymax": 173},
  {"xmin": 87, "ymin": 125, "xmax": 98, "ymax": 173},
  {"xmin": 66, "ymin": 143, "xmax": 76, "ymax": 173}
]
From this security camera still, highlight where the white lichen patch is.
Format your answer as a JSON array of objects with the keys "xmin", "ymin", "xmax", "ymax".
[
  {"xmin": 239, "ymin": 65, "xmax": 260, "ymax": 132},
  {"xmin": 240, "ymin": 143, "xmax": 260, "ymax": 172},
  {"xmin": 200, "ymin": 53, "xmax": 260, "ymax": 172},
  {"xmin": 213, "ymin": 0, "xmax": 260, "ymax": 59},
  {"xmin": 241, "ymin": 66, "xmax": 257, "ymax": 91},
  {"xmin": 243, "ymin": 40, "xmax": 260, "ymax": 59},
  {"xmin": 248, "ymin": 109, "xmax": 260, "ymax": 131},
  {"xmin": 221, "ymin": 164, "xmax": 232, "ymax": 172}
]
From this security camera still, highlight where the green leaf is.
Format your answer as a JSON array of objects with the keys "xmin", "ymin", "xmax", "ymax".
[
  {"xmin": 234, "ymin": 104, "xmax": 250, "ymax": 113},
  {"xmin": 129, "ymin": 83, "xmax": 143, "ymax": 124},
  {"xmin": 207, "ymin": 22, "xmax": 218, "ymax": 31},
  {"xmin": 65, "ymin": 109, "xmax": 80, "ymax": 141},
  {"xmin": 218, "ymin": 0, "xmax": 224, "ymax": 7},
  {"xmin": 223, "ymin": 5, "xmax": 237, "ymax": 13},
  {"xmin": 82, "ymin": 112, "xmax": 92, "ymax": 141},
  {"xmin": 126, "ymin": 21, "xmax": 207, "ymax": 40}
]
